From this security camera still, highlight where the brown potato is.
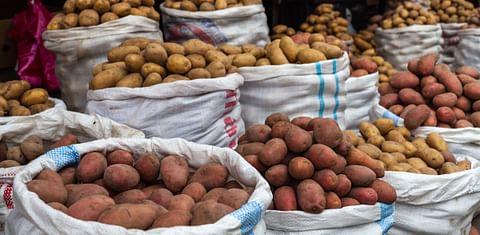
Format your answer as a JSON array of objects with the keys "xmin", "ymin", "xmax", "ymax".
[
  {"xmin": 103, "ymin": 164, "xmax": 140, "ymax": 191},
  {"xmin": 65, "ymin": 183, "xmax": 109, "ymax": 206},
  {"xmin": 344, "ymin": 165, "xmax": 376, "ymax": 187},
  {"xmin": 68, "ymin": 195, "xmax": 115, "ymax": 221},
  {"xmin": 76, "ymin": 0, "xmax": 95, "ymax": 10},
  {"xmin": 94, "ymin": 0, "xmax": 111, "ymax": 14},
  {"xmin": 113, "ymin": 189, "xmax": 147, "ymax": 204},
  {"xmin": 218, "ymin": 188, "xmax": 250, "ymax": 210},
  {"xmin": 27, "ymin": 179, "xmax": 68, "ymax": 203},
  {"xmin": 297, "ymin": 179, "xmax": 325, "ymax": 213},
  {"xmin": 36, "ymin": 169, "xmax": 63, "ymax": 185},
  {"xmin": 58, "ymin": 167, "xmax": 76, "ymax": 185},
  {"xmin": 111, "ymin": 2, "xmax": 131, "ymax": 17},
  {"xmin": 168, "ymin": 194, "xmax": 196, "ymax": 211},
  {"xmin": 149, "ymin": 188, "xmax": 173, "ymax": 208},
  {"xmin": 181, "ymin": 182, "xmax": 207, "ymax": 202},
  {"xmin": 0, "ymin": 160, "xmax": 20, "ymax": 168},
  {"xmin": 20, "ymin": 135, "xmax": 44, "ymax": 161},
  {"xmin": 191, "ymin": 200, "xmax": 233, "ymax": 225},
  {"xmin": 134, "ymin": 153, "xmax": 160, "ymax": 183},
  {"xmin": 265, "ymin": 164, "xmax": 290, "ymax": 187},
  {"xmin": 98, "ymin": 203, "xmax": 157, "ymax": 229},
  {"xmin": 188, "ymin": 163, "xmax": 228, "ymax": 190},
  {"xmin": 312, "ymin": 169, "xmax": 338, "ymax": 191},
  {"xmin": 100, "ymin": 12, "xmax": 119, "ymax": 23},
  {"xmin": 78, "ymin": 9, "xmax": 99, "ymax": 27},
  {"xmin": 206, "ymin": 61, "xmax": 226, "ymax": 78},
  {"xmin": 76, "ymin": 152, "xmax": 107, "ymax": 183}
]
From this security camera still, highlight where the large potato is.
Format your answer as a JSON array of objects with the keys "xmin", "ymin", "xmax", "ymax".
[
  {"xmin": 76, "ymin": 152, "xmax": 107, "ymax": 183},
  {"xmin": 191, "ymin": 200, "xmax": 233, "ymax": 225},
  {"xmin": 90, "ymin": 67, "xmax": 128, "ymax": 90},
  {"xmin": 134, "ymin": 153, "xmax": 160, "ymax": 182},
  {"xmin": 98, "ymin": 203, "xmax": 157, "ymax": 229},
  {"xmin": 166, "ymin": 54, "xmax": 192, "ymax": 74},
  {"xmin": 103, "ymin": 164, "xmax": 140, "ymax": 191},
  {"xmin": 296, "ymin": 179, "xmax": 325, "ymax": 213},
  {"xmin": 27, "ymin": 179, "xmax": 68, "ymax": 203},
  {"xmin": 160, "ymin": 155, "xmax": 189, "ymax": 193},
  {"xmin": 67, "ymin": 195, "xmax": 115, "ymax": 221},
  {"xmin": 78, "ymin": 9, "xmax": 99, "ymax": 27},
  {"xmin": 188, "ymin": 163, "xmax": 228, "ymax": 190}
]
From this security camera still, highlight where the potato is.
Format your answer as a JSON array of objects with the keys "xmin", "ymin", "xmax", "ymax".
[
  {"xmin": 4, "ymin": 81, "xmax": 29, "ymax": 100},
  {"xmin": 436, "ymin": 107, "xmax": 456, "ymax": 125},
  {"xmin": 379, "ymin": 93, "xmax": 399, "ymax": 108},
  {"xmin": 245, "ymin": 124, "xmax": 271, "ymax": 143},
  {"xmin": 419, "ymin": 148, "xmax": 445, "ymax": 169},
  {"xmin": 440, "ymin": 162, "xmax": 459, "ymax": 174},
  {"xmin": 0, "ymin": 160, "xmax": 20, "ymax": 168},
  {"xmin": 344, "ymin": 165, "xmax": 376, "ymax": 187},
  {"xmin": 206, "ymin": 61, "xmax": 226, "ymax": 78},
  {"xmin": 98, "ymin": 203, "xmax": 157, "ymax": 229},
  {"xmin": 141, "ymin": 63, "xmax": 166, "ymax": 78},
  {"xmin": 471, "ymin": 112, "xmax": 480, "ymax": 127},
  {"xmin": 330, "ymin": 155, "xmax": 347, "ymax": 174},
  {"xmin": 258, "ymin": 138, "xmax": 287, "ymax": 166},
  {"xmin": 421, "ymin": 82, "xmax": 446, "ymax": 99},
  {"xmin": 166, "ymin": 194, "xmax": 195, "ymax": 212},
  {"xmin": 179, "ymin": 182, "xmax": 206, "ymax": 202},
  {"xmin": 407, "ymin": 157, "xmax": 428, "ymax": 170},
  {"xmin": 76, "ymin": 152, "xmax": 107, "ymax": 183},
  {"xmin": 310, "ymin": 42, "xmax": 343, "ymax": 59},
  {"xmin": 90, "ymin": 67, "xmax": 128, "ymax": 90},
  {"xmin": 27, "ymin": 179, "xmax": 67, "ymax": 203},
  {"xmin": 148, "ymin": 188, "xmax": 173, "ymax": 208},
  {"xmin": 463, "ymin": 82, "xmax": 480, "ymax": 100},
  {"xmin": 116, "ymin": 73, "xmax": 143, "ymax": 88},
  {"xmin": 63, "ymin": 0, "xmax": 76, "ymax": 13},
  {"xmin": 68, "ymin": 194, "xmax": 115, "ymax": 221},
  {"xmin": 48, "ymin": 13, "xmax": 65, "ymax": 30},
  {"xmin": 140, "ymin": 72, "xmax": 162, "ymax": 87},
  {"xmin": 62, "ymin": 13, "xmax": 79, "ymax": 28},
  {"xmin": 105, "ymin": 150, "xmax": 133, "ymax": 166},
  {"xmin": 76, "ymin": 0, "xmax": 95, "ymax": 10},
  {"xmin": 265, "ymin": 112, "xmax": 289, "ymax": 127},
  {"xmin": 351, "ymin": 69, "xmax": 368, "ymax": 77},
  {"xmin": 103, "ymin": 164, "xmax": 140, "ymax": 191},
  {"xmin": 160, "ymin": 155, "xmax": 189, "ymax": 193},
  {"xmin": 143, "ymin": 43, "xmax": 168, "ymax": 66},
  {"xmin": 456, "ymin": 66, "xmax": 479, "ymax": 79},
  {"xmin": 121, "ymin": 38, "xmax": 151, "ymax": 50},
  {"xmin": 312, "ymin": 169, "xmax": 338, "ymax": 191},
  {"xmin": 256, "ymin": 58, "xmax": 271, "ymax": 66},
  {"xmin": 134, "ymin": 153, "xmax": 160, "ymax": 183},
  {"xmin": 57, "ymin": 167, "xmax": 76, "ymax": 185},
  {"xmin": 111, "ymin": 2, "xmax": 131, "ymax": 17},
  {"xmin": 390, "ymin": 71, "xmax": 420, "ymax": 89},
  {"xmin": 381, "ymin": 141, "xmax": 406, "ymax": 153},
  {"xmin": 457, "ymin": 160, "xmax": 471, "ymax": 171},
  {"xmin": 369, "ymin": 179, "xmax": 396, "ymax": 204},
  {"xmin": 399, "ymin": 88, "xmax": 425, "ymax": 105},
  {"xmin": 123, "ymin": 54, "xmax": 145, "ymax": 73},
  {"xmin": 78, "ymin": 9, "xmax": 99, "ymax": 27},
  {"xmin": 184, "ymin": 39, "xmax": 213, "ymax": 55},
  {"xmin": 112, "ymin": 189, "xmax": 146, "ymax": 204},
  {"xmin": 288, "ymin": 157, "xmax": 314, "ymax": 180},
  {"xmin": 48, "ymin": 202, "xmax": 68, "ymax": 213},
  {"xmin": 191, "ymin": 200, "xmax": 232, "ymax": 225},
  {"xmin": 284, "ymin": 126, "xmax": 312, "ymax": 153},
  {"xmin": 93, "ymin": 0, "xmax": 111, "ymax": 14},
  {"xmin": 352, "ymin": 57, "xmax": 378, "ymax": 74},
  {"xmin": 101, "ymin": 12, "xmax": 119, "ymax": 23},
  {"xmin": 417, "ymin": 53, "xmax": 438, "ymax": 76},
  {"xmin": 265, "ymin": 164, "xmax": 290, "ymax": 187},
  {"xmin": 404, "ymin": 104, "xmax": 431, "ymax": 130},
  {"xmin": 185, "ymin": 54, "xmax": 206, "ymax": 69},
  {"xmin": 35, "ymin": 169, "xmax": 63, "ymax": 186},
  {"xmin": 341, "ymin": 197, "xmax": 360, "ymax": 207},
  {"xmin": 296, "ymin": 179, "xmax": 325, "ymax": 213},
  {"xmin": 426, "ymin": 132, "xmax": 448, "ymax": 152},
  {"xmin": 433, "ymin": 64, "xmax": 463, "ymax": 96},
  {"xmin": 123, "ymin": 0, "xmax": 141, "ymax": 7},
  {"xmin": 108, "ymin": 46, "xmax": 140, "ymax": 63},
  {"xmin": 20, "ymin": 135, "xmax": 44, "ymax": 161},
  {"xmin": 186, "ymin": 68, "xmax": 211, "ymax": 79},
  {"xmin": 199, "ymin": 2, "xmax": 215, "ymax": 10},
  {"xmin": 7, "ymin": 146, "xmax": 27, "ymax": 164},
  {"xmin": 311, "ymin": 118, "xmax": 342, "ymax": 148},
  {"xmin": 347, "ymin": 148, "xmax": 385, "ymax": 178},
  {"xmin": 218, "ymin": 188, "xmax": 249, "ymax": 210},
  {"xmin": 28, "ymin": 104, "xmax": 49, "ymax": 114},
  {"xmin": 151, "ymin": 210, "xmax": 192, "ymax": 228},
  {"xmin": 348, "ymin": 187, "xmax": 378, "ymax": 205},
  {"xmin": 304, "ymin": 144, "xmax": 337, "ymax": 169},
  {"xmin": 273, "ymin": 186, "xmax": 297, "ymax": 211},
  {"xmin": 231, "ymin": 53, "xmax": 256, "ymax": 67},
  {"xmin": 432, "ymin": 92, "xmax": 458, "ymax": 108},
  {"xmin": 51, "ymin": 134, "xmax": 78, "ymax": 149},
  {"xmin": 278, "ymin": 36, "xmax": 298, "ymax": 63},
  {"xmin": 188, "ymin": 163, "xmax": 228, "ymax": 191},
  {"xmin": 162, "ymin": 42, "xmax": 185, "ymax": 56},
  {"xmin": 266, "ymin": 46, "xmax": 289, "ymax": 65}
]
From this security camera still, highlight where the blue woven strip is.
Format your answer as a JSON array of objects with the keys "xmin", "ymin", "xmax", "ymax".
[
  {"xmin": 231, "ymin": 201, "xmax": 263, "ymax": 235},
  {"xmin": 332, "ymin": 60, "xmax": 340, "ymax": 121},
  {"xmin": 43, "ymin": 146, "xmax": 80, "ymax": 170},
  {"xmin": 382, "ymin": 110, "xmax": 401, "ymax": 126},
  {"xmin": 316, "ymin": 63, "xmax": 325, "ymax": 118},
  {"xmin": 377, "ymin": 203, "xmax": 395, "ymax": 235}
]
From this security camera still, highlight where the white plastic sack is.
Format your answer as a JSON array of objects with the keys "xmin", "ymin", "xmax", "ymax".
[
  {"xmin": 375, "ymin": 25, "xmax": 443, "ymax": 70},
  {"xmin": 439, "ymin": 23, "xmax": 466, "ymax": 66},
  {"xmin": 86, "ymin": 73, "xmax": 245, "ymax": 148},
  {"xmin": 239, "ymin": 53, "xmax": 350, "ymax": 129},
  {"xmin": 0, "ymin": 98, "xmax": 65, "ymax": 125},
  {"xmin": 160, "ymin": 3, "xmax": 269, "ymax": 47},
  {"xmin": 265, "ymin": 203, "xmax": 394, "ymax": 235},
  {"xmin": 345, "ymin": 72, "xmax": 379, "ymax": 130},
  {"xmin": 369, "ymin": 102, "xmax": 480, "ymax": 157},
  {"xmin": 384, "ymin": 155, "xmax": 480, "ymax": 235},
  {"xmin": 43, "ymin": 16, "xmax": 163, "ymax": 112},
  {"xmin": 455, "ymin": 28, "xmax": 480, "ymax": 71},
  {"xmin": 6, "ymin": 137, "xmax": 272, "ymax": 235},
  {"xmin": 0, "ymin": 109, "xmax": 144, "ymax": 231}
]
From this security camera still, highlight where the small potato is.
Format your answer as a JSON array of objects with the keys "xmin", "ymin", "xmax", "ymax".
[
  {"xmin": 244, "ymin": 154, "xmax": 267, "ymax": 173},
  {"xmin": 123, "ymin": 0, "xmax": 141, "ymax": 7},
  {"xmin": 382, "ymin": 141, "xmax": 406, "ymax": 153},
  {"xmin": 312, "ymin": 169, "xmax": 338, "ymax": 191},
  {"xmin": 457, "ymin": 160, "xmax": 471, "ymax": 171},
  {"xmin": 296, "ymin": 179, "xmax": 326, "ymax": 213},
  {"xmin": 62, "ymin": 13, "xmax": 79, "ymax": 28},
  {"xmin": 29, "ymin": 104, "xmax": 50, "ymax": 114},
  {"xmin": 265, "ymin": 164, "xmax": 290, "ymax": 187},
  {"xmin": 266, "ymin": 47, "xmax": 289, "ymax": 65},
  {"xmin": 98, "ymin": 203, "xmax": 157, "ymax": 229},
  {"xmin": 310, "ymin": 42, "xmax": 343, "ymax": 59},
  {"xmin": 143, "ymin": 73, "xmax": 163, "ymax": 87},
  {"xmin": 420, "ymin": 148, "xmax": 445, "ymax": 169},
  {"xmin": 191, "ymin": 200, "xmax": 233, "ymax": 225},
  {"xmin": 187, "ymin": 68, "xmax": 211, "ymax": 79},
  {"xmin": 48, "ymin": 13, "xmax": 65, "ymax": 30},
  {"xmin": 116, "ymin": 73, "xmax": 143, "ymax": 88},
  {"xmin": 440, "ymin": 162, "xmax": 459, "ymax": 174},
  {"xmin": 352, "ymin": 57, "xmax": 378, "ymax": 73},
  {"xmin": 134, "ymin": 153, "xmax": 160, "ymax": 183},
  {"xmin": 111, "ymin": 2, "xmax": 131, "ymax": 17},
  {"xmin": 305, "ymin": 144, "xmax": 337, "ymax": 169},
  {"xmin": 20, "ymin": 88, "xmax": 48, "ymax": 107},
  {"xmin": 101, "ymin": 12, "xmax": 119, "ymax": 23},
  {"xmin": 419, "ymin": 167, "xmax": 438, "ymax": 175},
  {"xmin": 141, "ymin": 63, "xmax": 167, "ymax": 78},
  {"xmin": 330, "ymin": 155, "xmax": 347, "ymax": 174},
  {"xmin": 426, "ymin": 132, "xmax": 448, "ymax": 152},
  {"xmin": 68, "ymin": 195, "xmax": 115, "ymax": 221},
  {"xmin": 456, "ymin": 66, "xmax": 479, "ymax": 79},
  {"xmin": 183, "ymin": 39, "xmax": 214, "ymax": 55},
  {"xmin": 7, "ymin": 146, "xmax": 27, "ymax": 165},
  {"xmin": 274, "ymin": 186, "xmax": 297, "ymax": 211},
  {"xmin": 76, "ymin": 152, "xmax": 108, "ymax": 183},
  {"xmin": 122, "ymin": 38, "xmax": 151, "ymax": 50},
  {"xmin": 188, "ymin": 163, "xmax": 229, "ymax": 190},
  {"xmin": 151, "ymin": 210, "xmax": 192, "ymax": 228},
  {"xmin": 79, "ymin": 9, "xmax": 99, "ymax": 27},
  {"xmin": 163, "ymin": 42, "xmax": 186, "ymax": 56},
  {"xmin": 103, "ymin": 164, "xmax": 140, "ymax": 191},
  {"xmin": 256, "ymin": 58, "xmax": 271, "ymax": 66},
  {"xmin": 63, "ymin": 0, "xmax": 76, "ymax": 13},
  {"xmin": 90, "ymin": 67, "xmax": 127, "ymax": 90},
  {"xmin": 108, "ymin": 46, "xmax": 140, "ymax": 63},
  {"xmin": 27, "ymin": 179, "xmax": 68, "ymax": 203}
]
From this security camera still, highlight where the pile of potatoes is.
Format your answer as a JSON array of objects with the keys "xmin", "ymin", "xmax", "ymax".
[
  {"xmin": 430, "ymin": 0, "xmax": 477, "ymax": 23},
  {"xmin": 90, "ymin": 36, "xmax": 345, "ymax": 90},
  {"xmin": 380, "ymin": 1, "xmax": 439, "ymax": 29},
  {"xmin": 0, "ymin": 80, "xmax": 54, "ymax": 116},
  {"xmin": 236, "ymin": 113, "xmax": 396, "ymax": 213},
  {"xmin": 349, "ymin": 118, "xmax": 472, "ymax": 174},
  {"xmin": 0, "ymin": 134, "xmax": 78, "ymax": 168},
  {"xmin": 299, "ymin": 4, "xmax": 352, "ymax": 42},
  {"xmin": 47, "ymin": 0, "xmax": 160, "ymax": 30},
  {"xmin": 27, "ymin": 151, "xmax": 253, "ymax": 229},
  {"xmin": 349, "ymin": 56, "xmax": 379, "ymax": 78},
  {"xmin": 163, "ymin": 0, "xmax": 261, "ymax": 11},
  {"xmin": 379, "ymin": 53, "xmax": 480, "ymax": 129}
]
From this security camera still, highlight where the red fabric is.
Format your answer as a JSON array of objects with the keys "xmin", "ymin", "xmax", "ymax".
[{"xmin": 9, "ymin": 0, "xmax": 59, "ymax": 91}]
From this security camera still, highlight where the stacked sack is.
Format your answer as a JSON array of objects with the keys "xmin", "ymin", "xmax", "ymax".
[
  {"xmin": 6, "ymin": 137, "xmax": 271, "ymax": 234},
  {"xmin": 86, "ymin": 38, "xmax": 246, "ymax": 147},
  {"xmin": 236, "ymin": 113, "xmax": 395, "ymax": 234},
  {"xmin": 454, "ymin": 8, "xmax": 480, "ymax": 71},
  {"xmin": 371, "ymin": 52, "xmax": 480, "ymax": 156},
  {"xmin": 375, "ymin": 1, "xmax": 442, "ymax": 70},
  {"xmin": 159, "ymin": 0, "xmax": 269, "ymax": 47},
  {"xmin": 43, "ymin": 0, "xmax": 163, "ymax": 112}
]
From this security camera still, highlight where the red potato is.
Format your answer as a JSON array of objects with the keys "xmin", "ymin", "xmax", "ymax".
[
  {"xmin": 399, "ymin": 88, "xmax": 425, "ymax": 105},
  {"xmin": 389, "ymin": 104, "xmax": 404, "ymax": 116},
  {"xmin": 201, "ymin": 188, "xmax": 227, "ymax": 202},
  {"xmin": 141, "ymin": 184, "xmax": 165, "ymax": 198},
  {"xmin": 369, "ymin": 179, "xmax": 396, "ymax": 204},
  {"xmin": 284, "ymin": 126, "xmax": 313, "ymax": 153},
  {"xmin": 464, "ymin": 82, "xmax": 480, "ymax": 100},
  {"xmin": 288, "ymin": 157, "xmax": 314, "ymax": 180},
  {"xmin": 225, "ymin": 181, "xmax": 242, "ymax": 189},
  {"xmin": 311, "ymin": 118, "xmax": 343, "ymax": 148},
  {"xmin": 420, "ymin": 75, "xmax": 438, "ymax": 88},
  {"xmin": 456, "ymin": 66, "xmax": 479, "ymax": 79},
  {"xmin": 380, "ymin": 93, "xmax": 399, "ymax": 108},
  {"xmin": 330, "ymin": 155, "xmax": 347, "ymax": 174},
  {"xmin": 453, "ymin": 107, "xmax": 466, "ymax": 120},
  {"xmin": 273, "ymin": 186, "xmax": 297, "ymax": 211},
  {"xmin": 407, "ymin": 59, "xmax": 419, "ymax": 75},
  {"xmin": 258, "ymin": 138, "xmax": 288, "ymax": 166},
  {"xmin": 271, "ymin": 121, "xmax": 293, "ymax": 139},
  {"xmin": 325, "ymin": 192, "xmax": 342, "ymax": 209},
  {"xmin": 151, "ymin": 210, "xmax": 192, "ymax": 228},
  {"xmin": 421, "ymin": 83, "xmax": 445, "ymax": 99},
  {"xmin": 98, "ymin": 203, "xmax": 158, "ymax": 229},
  {"xmin": 76, "ymin": 152, "xmax": 108, "ymax": 183},
  {"xmin": 265, "ymin": 112, "xmax": 289, "ymax": 127},
  {"xmin": 389, "ymin": 71, "xmax": 420, "ymax": 89},
  {"xmin": 400, "ymin": 104, "xmax": 417, "ymax": 119},
  {"xmin": 149, "ymin": 188, "xmax": 173, "ymax": 208},
  {"xmin": 168, "ymin": 194, "xmax": 196, "ymax": 212},
  {"xmin": 378, "ymin": 83, "xmax": 398, "ymax": 96},
  {"xmin": 160, "ymin": 155, "xmax": 189, "ymax": 193},
  {"xmin": 455, "ymin": 119, "xmax": 474, "ymax": 128},
  {"xmin": 107, "ymin": 150, "xmax": 134, "ymax": 166},
  {"xmin": 188, "ymin": 163, "xmax": 229, "ymax": 191},
  {"xmin": 134, "ymin": 153, "xmax": 160, "ymax": 183},
  {"xmin": 182, "ymin": 182, "xmax": 207, "ymax": 202},
  {"xmin": 404, "ymin": 104, "xmax": 431, "ymax": 130},
  {"xmin": 244, "ymin": 154, "xmax": 268, "ymax": 173},
  {"xmin": 67, "ymin": 195, "xmax": 115, "ymax": 221},
  {"xmin": 103, "ymin": 164, "xmax": 140, "ymax": 191},
  {"xmin": 265, "ymin": 164, "xmax": 290, "ymax": 187},
  {"xmin": 113, "ymin": 189, "xmax": 147, "ymax": 204},
  {"xmin": 456, "ymin": 96, "xmax": 472, "ymax": 112},
  {"xmin": 305, "ymin": 144, "xmax": 337, "ymax": 169},
  {"xmin": 343, "ymin": 165, "xmax": 376, "ymax": 187},
  {"xmin": 58, "ymin": 167, "xmax": 76, "ymax": 185},
  {"xmin": 27, "ymin": 179, "xmax": 68, "ymax": 204},
  {"xmin": 348, "ymin": 187, "xmax": 378, "ymax": 205},
  {"xmin": 36, "ymin": 169, "xmax": 63, "ymax": 185},
  {"xmin": 51, "ymin": 134, "xmax": 78, "ymax": 148},
  {"xmin": 245, "ymin": 124, "xmax": 271, "ymax": 143},
  {"xmin": 312, "ymin": 169, "xmax": 338, "ymax": 191},
  {"xmin": 65, "ymin": 183, "xmax": 109, "ymax": 206},
  {"xmin": 457, "ymin": 74, "xmax": 477, "ymax": 85},
  {"xmin": 417, "ymin": 53, "xmax": 438, "ymax": 76},
  {"xmin": 433, "ymin": 64, "xmax": 463, "ymax": 96},
  {"xmin": 334, "ymin": 174, "xmax": 352, "ymax": 197},
  {"xmin": 291, "ymin": 116, "xmax": 313, "ymax": 130},
  {"xmin": 432, "ymin": 92, "xmax": 458, "ymax": 108},
  {"xmin": 296, "ymin": 179, "xmax": 326, "ymax": 213},
  {"xmin": 190, "ymin": 200, "xmax": 233, "ymax": 226},
  {"xmin": 48, "ymin": 202, "xmax": 68, "ymax": 213},
  {"xmin": 218, "ymin": 188, "xmax": 250, "ymax": 210},
  {"xmin": 436, "ymin": 107, "xmax": 456, "ymax": 125},
  {"xmin": 236, "ymin": 142, "xmax": 264, "ymax": 156},
  {"xmin": 341, "ymin": 197, "xmax": 360, "ymax": 207}
]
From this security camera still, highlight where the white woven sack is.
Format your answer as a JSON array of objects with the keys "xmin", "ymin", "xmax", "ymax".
[
  {"xmin": 455, "ymin": 28, "xmax": 480, "ymax": 71},
  {"xmin": 439, "ymin": 23, "xmax": 466, "ymax": 66},
  {"xmin": 384, "ymin": 155, "xmax": 480, "ymax": 235},
  {"xmin": 264, "ymin": 203, "xmax": 394, "ymax": 235},
  {"xmin": 375, "ymin": 25, "xmax": 443, "ymax": 70},
  {"xmin": 369, "ymin": 102, "xmax": 480, "ymax": 158},
  {"xmin": 0, "ymin": 98, "xmax": 65, "ymax": 125},
  {"xmin": 86, "ymin": 73, "xmax": 244, "ymax": 148},
  {"xmin": 159, "ymin": 3, "xmax": 269, "ymax": 47},
  {"xmin": 43, "ymin": 16, "xmax": 163, "ymax": 112},
  {"xmin": 0, "ymin": 109, "xmax": 144, "ymax": 231},
  {"xmin": 6, "ymin": 137, "xmax": 272, "ymax": 235},
  {"xmin": 239, "ymin": 53, "xmax": 350, "ymax": 129},
  {"xmin": 345, "ymin": 72, "xmax": 379, "ymax": 130}
]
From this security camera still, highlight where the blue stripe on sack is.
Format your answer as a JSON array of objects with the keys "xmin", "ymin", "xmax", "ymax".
[
  {"xmin": 377, "ymin": 203, "xmax": 395, "ymax": 235},
  {"xmin": 316, "ymin": 63, "xmax": 325, "ymax": 117},
  {"xmin": 231, "ymin": 201, "xmax": 263, "ymax": 235},
  {"xmin": 43, "ymin": 146, "xmax": 80, "ymax": 170},
  {"xmin": 382, "ymin": 110, "xmax": 401, "ymax": 126},
  {"xmin": 332, "ymin": 60, "xmax": 340, "ymax": 121}
]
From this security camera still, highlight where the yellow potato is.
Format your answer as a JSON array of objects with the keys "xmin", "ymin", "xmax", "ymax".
[
  {"xmin": 63, "ymin": 0, "xmax": 76, "ymax": 13},
  {"xmin": 163, "ymin": 74, "xmax": 190, "ymax": 83},
  {"xmin": 78, "ymin": 9, "xmax": 99, "ymax": 27},
  {"xmin": 144, "ymin": 43, "xmax": 169, "ymax": 66},
  {"xmin": 20, "ymin": 88, "xmax": 49, "ymax": 107},
  {"xmin": 373, "ymin": 118, "xmax": 394, "ymax": 135},
  {"xmin": 206, "ymin": 61, "xmax": 226, "ymax": 78},
  {"xmin": 76, "ymin": 0, "xmax": 95, "ymax": 10},
  {"xmin": 232, "ymin": 53, "xmax": 256, "ymax": 67},
  {"xmin": 108, "ymin": 46, "xmax": 140, "ymax": 62},
  {"xmin": 187, "ymin": 68, "xmax": 212, "ymax": 79},
  {"xmin": 90, "ymin": 68, "xmax": 128, "ymax": 90},
  {"xmin": 94, "ymin": 0, "xmax": 111, "ymax": 14},
  {"xmin": 62, "ymin": 13, "xmax": 79, "ymax": 28},
  {"xmin": 125, "ymin": 54, "xmax": 146, "ymax": 73},
  {"xmin": 187, "ymin": 54, "xmax": 207, "ymax": 69},
  {"xmin": 162, "ymin": 42, "xmax": 186, "ymax": 56},
  {"xmin": 359, "ymin": 122, "xmax": 381, "ymax": 139},
  {"xmin": 111, "ymin": 2, "xmax": 131, "ymax": 17},
  {"xmin": 143, "ymin": 73, "xmax": 163, "ymax": 87},
  {"xmin": 426, "ymin": 132, "xmax": 448, "ymax": 152},
  {"xmin": 141, "ymin": 63, "xmax": 167, "ymax": 78},
  {"xmin": 101, "ymin": 12, "xmax": 119, "ymax": 23},
  {"xmin": 122, "ymin": 38, "xmax": 151, "ymax": 50},
  {"xmin": 166, "ymin": 54, "xmax": 192, "ymax": 74},
  {"xmin": 116, "ymin": 73, "xmax": 143, "ymax": 88},
  {"xmin": 297, "ymin": 48, "xmax": 326, "ymax": 64},
  {"xmin": 279, "ymin": 36, "xmax": 298, "ymax": 63}
]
